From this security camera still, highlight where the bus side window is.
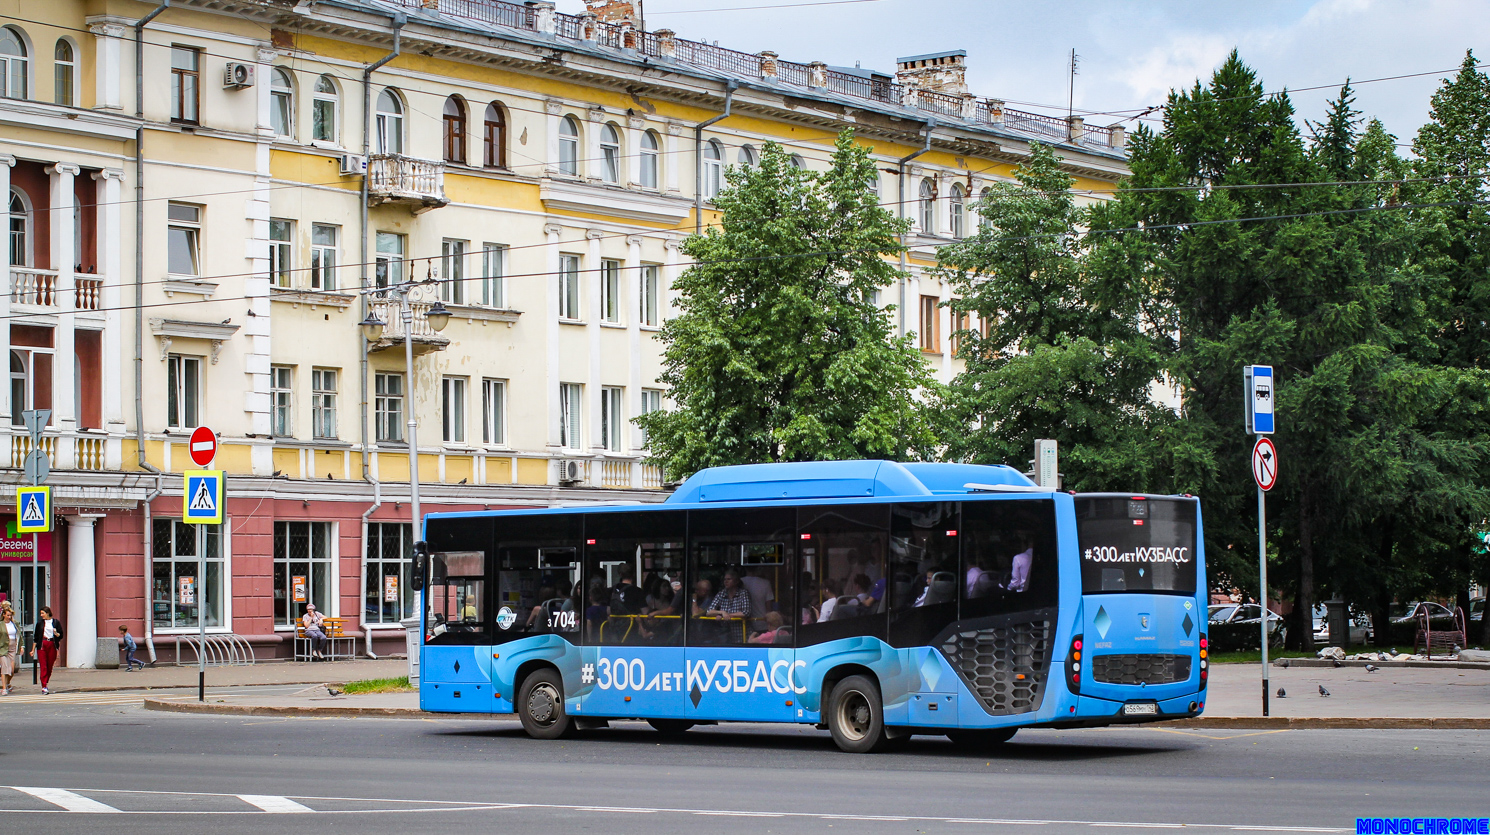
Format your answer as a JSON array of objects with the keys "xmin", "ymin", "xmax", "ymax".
[
  {"xmin": 583, "ymin": 511, "xmax": 687, "ymax": 648},
  {"xmin": 426, "ymin": 550, "xmax": 489, "ymax": 645},
  {"xmin": 491, "ymin": 514, "xmax": 583, "ymax": 645},
  {"xmin": 888, "ymin": 502, "xmax": 960, "ymax": 648},
  {"xmin": 686, "ymin": 507, "xmax": 795, "ymax": 647},
  {"xmin": 959, "ymin": 499, "xmax": 1059, "ymax": 621},
  {"xmin": 796, "ymin": 504, "xmax": 889, "ymax": 647}
]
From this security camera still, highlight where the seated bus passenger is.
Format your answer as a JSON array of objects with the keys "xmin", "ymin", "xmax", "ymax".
[
  {"xmin": 526, "ymin": 585, "xmax": 557, "ymax": 631},
  {"xmin": 706, "ymin": 570, "xmax": 752, "ymax": 641},
  {"xmin": 690, "ymin": 579, "xmax": 714, "ymax": 618},
  {"xmin": 1005, "ymin": 535, "xmax": 1033, "ymax": 593},
  {"xmin": 749, "ymin": 611, "xmax": 789, "ymax": 644}
]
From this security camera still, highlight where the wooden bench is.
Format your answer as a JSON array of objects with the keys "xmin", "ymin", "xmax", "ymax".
[
  {"xmin": 1415, "ymin": 606, "xmax": 1467, "ymax": 660},
  {"xmin": 293, "ymin": 617, "xmax": 356, "ymax": 661}
]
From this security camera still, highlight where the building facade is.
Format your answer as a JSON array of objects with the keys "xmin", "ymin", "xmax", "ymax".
[{"xmin": 0, "ymin": 0, "xmax": 1129, "ymax": 664}]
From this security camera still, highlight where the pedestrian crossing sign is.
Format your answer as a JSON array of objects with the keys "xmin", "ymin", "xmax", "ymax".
[
  {"xmin": 16, "ymin": 486, "xmax": 51, "ymax": 533},
  {"xmin": 183, "ymin": 470, "xmax": 224, "ymax": 525}
]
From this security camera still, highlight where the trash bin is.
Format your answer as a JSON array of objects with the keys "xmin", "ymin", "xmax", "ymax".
[
  {"xmin": 1326, "ymin": 599, "xmax": 1349, "ymax": 647},
  {"xmin": 400, "ymin": 615, "xmax": 421, "ymax": 686}
]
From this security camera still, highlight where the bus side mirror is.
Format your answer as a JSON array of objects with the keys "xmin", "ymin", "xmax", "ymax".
[{"xmin": 411, "ymin": 541, "xmax": 429, "ymax": 592}]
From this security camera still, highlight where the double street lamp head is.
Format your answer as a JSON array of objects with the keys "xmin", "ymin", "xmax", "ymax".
[{"xmin": 359, "ymin": 300, "xmax": 451, "ymax": 342}]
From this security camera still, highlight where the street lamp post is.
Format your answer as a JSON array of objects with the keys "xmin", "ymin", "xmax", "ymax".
[{"xmin": 360, "ymin": 276, "xmax": 451, "ymax": 586}]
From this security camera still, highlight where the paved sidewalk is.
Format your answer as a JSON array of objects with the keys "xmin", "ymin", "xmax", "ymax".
[
  {"xmin": 27, "ymin": 658, "xmax": 411, "ymax": 693},
  {"xmin": 131, "ymin": 661, "xmax": 1490, "ymax": 729}
]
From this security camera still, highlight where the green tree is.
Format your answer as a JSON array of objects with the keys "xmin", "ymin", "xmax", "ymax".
[{"xmin": 637, "ymin": 131, "xmax": 938, "ymax": 480}]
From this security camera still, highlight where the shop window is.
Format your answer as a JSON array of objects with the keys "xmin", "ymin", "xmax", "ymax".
[
  {"xmin": 365, "ymin": 522, "xmax": 414, "ymax": 626},
  {"xmin": 273, "ymin": 521, "xmax": 333, "ymax": 628},
  {"xmin": 152, "ymin": 519, "xmax": 224, "ymax": 630}
]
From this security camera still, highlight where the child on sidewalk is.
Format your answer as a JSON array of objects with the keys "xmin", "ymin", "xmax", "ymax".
[{"xmin": 119, "ymin": 624, "xmax": 144, "ymax": 671}]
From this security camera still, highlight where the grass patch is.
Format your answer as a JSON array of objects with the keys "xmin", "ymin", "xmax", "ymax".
[{"xmin": 341, "ymin": 676, "xmax": 413, "ymax": 694}]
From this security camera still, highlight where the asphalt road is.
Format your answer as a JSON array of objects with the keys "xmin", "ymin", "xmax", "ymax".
[{"xmin": 0, "ymin": 690, "xmax": 1485, "ymax": 834}]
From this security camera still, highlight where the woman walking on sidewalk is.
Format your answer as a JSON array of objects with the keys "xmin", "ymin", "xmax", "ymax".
[
  {"xmin": 31, "ymin": 606, "xmax": 62, "ymax": 694},
  {"xmin": 0, "ymin": 603, "xmax": 18, "ymax": 695}
]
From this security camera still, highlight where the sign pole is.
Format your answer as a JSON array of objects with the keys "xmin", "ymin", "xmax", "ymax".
[
  {"xmin": 31, "ymin": 532, "xmax": 38, "ymax": 685},
  {"xmin": 1258, "ymin": 485, "xmax": 1268, "ymax": 717},
  {"xmin": 198, "ymin": 523, "xmax": 206, "ymax": 702},
  {"xmin": 185, "ymin": 426, "xmax": 221, "ymax": 703}
]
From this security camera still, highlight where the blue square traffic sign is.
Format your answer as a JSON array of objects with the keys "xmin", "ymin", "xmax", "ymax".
[{"xmin": 183, "ymin": 470, "xmax": 224, "ymax": 524}]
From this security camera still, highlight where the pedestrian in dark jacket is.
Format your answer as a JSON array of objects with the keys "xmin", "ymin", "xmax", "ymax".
[{"xmin": 32, "ymin": 607, "xmax": 62, "ymax": 694}]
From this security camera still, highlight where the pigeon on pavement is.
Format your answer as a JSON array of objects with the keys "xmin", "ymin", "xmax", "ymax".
[
  {"xmin": 1280, "ymin": 658, "xmax": 1289, "ymax": 668},
  {"xmin": 1276, "ymin": 688, "xmax": 1286, "ymax": 698},
  {"xmin": 1332, "ymin": 659, "xmax": 1342, "ymax": 668},
  {"xmin": 1318, "ymin": 685, "xmax": 1331, "ymax": 697},
  {"xmin": 1365, "ymin": 664, "xmax": 1379, "ymax": 672}
]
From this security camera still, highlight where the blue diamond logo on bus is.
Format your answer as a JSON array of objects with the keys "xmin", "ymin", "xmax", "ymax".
[{"xmin": 1094, "ymin": 606, "xmax": 1112, "ymax": 639}]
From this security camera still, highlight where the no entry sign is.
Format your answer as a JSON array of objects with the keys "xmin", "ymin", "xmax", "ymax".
[
  {"xmin": 189, "ymin": 426, "xmax": 217, "ymax": 467},
  {"xmin": 1252, "ymin": 437, "xmax": 1277, "ymax": 492}
]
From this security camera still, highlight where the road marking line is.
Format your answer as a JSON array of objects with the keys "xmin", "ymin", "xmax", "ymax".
[
  {"xmin": 1151, "ymin": 728, "xmax": 1294, "ymax": 741},
  {"xmin": 238, "ymin": 795, "xmax": 315, "ymax": 814},
  {"xmin": 12, "ymin": 787, "xmax": 119, "ymax": 813}
]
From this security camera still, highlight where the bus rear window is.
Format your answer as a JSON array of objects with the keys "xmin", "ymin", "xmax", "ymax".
[{"xmin": 1075, "ymin": 497, "xmax": 1196, "ymax": 595}]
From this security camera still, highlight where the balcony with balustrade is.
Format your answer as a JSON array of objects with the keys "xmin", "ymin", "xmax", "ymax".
[
  {"xmin": 366, "ymin": 155, "xmax": 449, "ymax": 213},
  {"xmin": 363, "ymin": 296, "xmax": 451, "ymax": 355}
]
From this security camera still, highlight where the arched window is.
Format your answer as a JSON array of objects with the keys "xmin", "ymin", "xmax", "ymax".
[
  {"xmin": 789, "ymin": 154, "xmax": 805, "ymax": 170},
  {"xmin": 375, "ymin": 88, "xmax": 403, "ymax": 154},
  {"xmin": 639, "ymin": 130, "xmax": 659, "ymax": 189},
  {"xmin": 600, "ymin": 123, "xmax": 621, "ymax": 184},
  {"xmin": 558, "ymin": 115, "xmax": 580, "ymax": 176},
  {"xmin": 53, "ymin": 39, "xmax": 74, "ymax": 106},
  {"xmin": 312, "ymin": 75, "xmax": 338, "ymax": 143},
  {"xmin": 8, "ymin": 189, "xmax": 29, "ymax": 267},
  {"xmin": 483, "ymin": 102, "xmax": 506, "ymax": 168},
  {"xmin": 737, "ymin": 144, "xmax": 756, "ymax": 168},
  {"xmin": 702, "ymin": 139, "xmax": 723, "ymax": 198},
  {"xmin": 443, "ymin": 95, "xmax": 466, "ymax": 163},
  {"xmin": 269, "ymin": 67, "xmax": 293, "ymax": 137},
  {"xmin": 949, "ymin": 183, "xmax": 965, "ymax": 239},
  {"xmin": 0, "ymin": 27, "xmax": 27, "ymax": 100},
  {"xmin": 919, "ymin": 178, "xmax": 937, "ymax": 234}
]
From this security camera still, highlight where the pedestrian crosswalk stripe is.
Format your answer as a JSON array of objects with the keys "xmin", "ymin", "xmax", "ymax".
[
  {"xmin": 238, "ymin": 795, "xmax": 315, "ymax": 814},
  {"xmin": 12, "ymin": 787, "xmax": 119, "ymax": 813}
]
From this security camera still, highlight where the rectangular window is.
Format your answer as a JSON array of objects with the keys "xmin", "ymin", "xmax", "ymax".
[
  {"xmin": 8, "ymin": 345, "xmax": 53, "ymax": 427},
  {"xmin": 559, "ymin": 382, "xmax": 582, "ymax": 449},
  {"xmin": 273, "ymin": 521, "xmax": 334, "ymax": 628},
  {"xmin": 600, "ymin": 260, "xmax": 620, "ymax": 324},
  {"xmin": 951, "ymin": 311, "xmax": 969, "ymax": 355},
  {"xmin": 375, "ymin": 372, "xmax": 403, "ymax": 442},
  {"xmin": 488, "ymin": 515, "xmax": 581, "ymax": 645},
  {"xmin": 600, "ymin": 386, "xmax": 623, "ymax": 452},
  {"xmin": 270, "ymin": 365, "xmax": 293, "ymax": 437},
  {"xmin": 480, "ymin": 243, "xmax": 505, "ymax": 307},
  {"xmin": 442, "ymin": 376, "xmax": 467, "ymax": 444},
  {"xmin": 797, "ymin": 503, "xmax": 889, "ymax": 647},
  {"xmin": 425, "ymin": 547, "xmax": 487, "ymax": 645},
  {"xmin": 170, "ymin": 46, "xmax": 200, "ymax": 124},
  {"xmin": 366, "ymin": 522, "xmax": 415, "ymax": 626},
  {"xmin": 166, "ymin": 354, "xmax": 201, "ymax": 429},
  {"xmin": 639, "ymin": 388, "xmax": 662, "ymax": 446},
  {"xmin": 687, "ymin": 506, "xmax": 796, "ymax": 648},
  {"xmin": 919, "ymin": 294, "xmax": 940, "ymax": 353},
  {"xmin": 640, "ymin": 264, "xmax": 659, "ymax": 327},
  {"xmin": 559, "ymin": 254, "xmax": 581, "ymax": 320},
  {"xmin": 887, "ymin": 502, "xmax": 960, "ymax": 648},
  {"xmin": 482, "ymin": 378, "xmax": 506, "ymax": 445},
  {"xmin": 1076, "ymin": 497, "xmax": 1195, "ymax": 595},
  {"xmin": 167, "ymin": 203, "xmax": 201, "ymax": 276},
  {"xmin": 441, "ymin": 239, "xmax": 467, "ymax": 304},
  {"xmin": 152, "ymin": 519, "xmax": 224, "ymax": 629},
  {"xmin": 375, "ymin": 232, "xmax": 403, "ymax": 289},
  {"xmin": 961, "ymin": 498, "xmax": 1059, "ymax": 619},
  {"xmin": 268, "ymin": 219, "xmax": 292, "ymax": 288},
  {"xmin": 584, "ymin": 511, "xmax": 687, "ymax": 646},
  {"xmin": 310, "ymin": 224, "xmax": 338, "ymax": 291},
  {"xmin": 311, "ymin": 367, "xmax": 338, "ymax": 440}
]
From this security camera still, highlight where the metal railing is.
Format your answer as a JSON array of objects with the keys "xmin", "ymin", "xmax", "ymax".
[
  {"xmin": 10, "ymin": 267, "xmax": 57, "ymax": 307},
  {"xmin": 174, "ymin": 632, "xmax": 257, "ymax": 666},
  {"xmin": 367, "ymin": 154, "xmax": 446, "ymax": 203},
  {"xmin": 916, "ymin": 89, "xmax": 965, "ymax": 118}
]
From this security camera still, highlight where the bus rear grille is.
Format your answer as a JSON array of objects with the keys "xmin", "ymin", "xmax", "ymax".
[
  {"xmin": 1090, "ymin": 654, "xmax": 1192, "ymax": 685},
  {"xmin": 940, "ymin": 619, "xmax": 1052, "ymax": 715}
]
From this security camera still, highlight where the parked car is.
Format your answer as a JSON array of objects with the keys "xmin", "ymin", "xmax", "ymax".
[
  {"xmin": 1210, "ymin": 603, "xmax": 1287, "ymax": 648},
  {"xmin": 1391, "ymin": 601, "xmax": 1455, "ymax": 623},
  {"xmin": 1208, "ymin": 604, "xmax": 1239, "ymax": 624},
  {"xmin": 1470, "ymin": 597, "xmax": 1483, "ymax": 624},
  {"xmin": 1310, "ymin": 603, "xmax": 1373, "ymax": 645}
]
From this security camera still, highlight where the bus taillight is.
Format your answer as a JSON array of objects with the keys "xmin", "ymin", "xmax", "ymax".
[
  {"xmin": 1065, "ymin": 634, "xmax": 1083, "ymax": 695},
  {"xmin": 1199, "ymin": 634, "xmax": 1208, "ymax": 688}
]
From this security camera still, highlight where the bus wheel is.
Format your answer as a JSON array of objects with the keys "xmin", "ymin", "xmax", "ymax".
[
  {"xmin": 647, "ymin": 719, "xmax": 696, "ymax": 735},
  {"xmin": 946, "ymin": 727, "xmax": 1017, "ymax": 748},
  {"xmin": 829, "ymin": 675, "xmax": 892, "ymax": 754},
  {"xmin": 518, "ymin": 668, "xmax": 575, "ymax": 740}
]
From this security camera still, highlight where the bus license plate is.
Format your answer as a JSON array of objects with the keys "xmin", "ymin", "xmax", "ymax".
[{"xmin": 1123, "ymin": 703, "xmax": 1158, "ymax": 716}]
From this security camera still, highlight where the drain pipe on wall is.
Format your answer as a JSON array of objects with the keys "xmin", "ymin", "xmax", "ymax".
[
  {"xmin": 133, "ymin": 0, "xmax": 169, "ymax": 472},
  {"xmin": 359, "ymin": 478, "xmax": 382, "ymax": 658},
  {"xmin": 694, "ymin": 80, "xmax": 738, "ymax": 235},
  {"xmin": 896, "ymin": 118, "xmax": 935, "ymax": 337},
  {"xmin": 140, "ymin": 475, "xmax": 164, "ymax": 663},
  {"xmin": 358, "ymin": 13, "xmax": 404, "ymax": 482}
]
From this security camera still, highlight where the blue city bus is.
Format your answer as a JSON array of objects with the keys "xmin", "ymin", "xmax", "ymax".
[{"xmin": 416, "ymin": 460, "xmax": 1207, "ymax": 752}]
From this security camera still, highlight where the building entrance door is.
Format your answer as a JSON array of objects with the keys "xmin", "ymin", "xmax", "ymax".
[{"xmin": 0, "ymin": 564, "xmax": 49, "ymax": 627}]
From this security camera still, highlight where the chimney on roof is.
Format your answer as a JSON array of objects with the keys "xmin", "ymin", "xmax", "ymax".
[
  {"xmin": 895, "ymin": 50, "xmax": 968, "ymax": 95},
  {"xmin": 582, "ymin": 0, "xmax": 639, "ymax": 24}
]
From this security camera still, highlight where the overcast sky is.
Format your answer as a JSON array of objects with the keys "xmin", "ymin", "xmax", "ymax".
[{"xmin": 556, "ymin": 0, "xmax": 1489, "ymax": 150}]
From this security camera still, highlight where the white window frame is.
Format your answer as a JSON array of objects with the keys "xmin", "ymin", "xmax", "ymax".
[
  {"xmin": 600, "ymin": 259, "xmax": 620, "ymax": 324},
  {"xmin": 558, "ymin": 115, "xmax": 580, "ymax": 176},
  {"xmin": 0, "ymin": 26, "xmax": 28, "ymax": 101},
  {"xmin": 480, "ymin": 243, "xmax": 505, "ymax": 307},
  {"xmin": 375, "ymin": 371, "xmax": 403, "ymax": 443},
  {"xmin": 640, "ymin": 264, "xmax": 660, "ymax": 327},
  {"xmin": 9, "ymin": 346, "xmax": 51, "ymax": 427},
  {"xmin": 53, "ymin": 38, "xmax": 75, "ymax": 107},
  {"xmin": 269, "ymin": 67, "xmax": 293, "ymax": 138},
  {"xmin": 559, "ymin": 254, "xmax": 581, "ymax": 320},
  {"xmin": 310, "ymin": 223, "xmax": 338, "ymax": 291},
  {"xmin": 167, "ymin": 202, "xmax": 201, "ymax": 277},
  {"xmin": 311, "ymin": 74, "xmax": 338, "ymax": 144},
  {"xmin": 600, "ymin": 386, "xmax": 623, "ymax": 452},
  {"xmin": 919, "ymin": 178, "xmax": 937, "ymax": 234},
  {"xmin": 375, "ymin": 88, "xmax": 404, "ymax": 155},
  {"xmin": 639, "ymin": 130, "xmax": 660, "ymax": 189},
  {"xmin": 375, "ymin": 231, "xmax": 403, "ymax": 288},
  {"xmin": 442, "ymin": 375, "xmax": 467, "ymax": 444},
  {"xmin": 167, "ymin": 353, "xmax": 202, "ymax": 429},
  {"xmin": 737, "ymin": 144, "xmax": 756, "ymax": 168},
  {"xmin": 559, "ymin": 382, "xmax": 583, "ymax": 450},
  {"xmin": 8, "ymin": 188, "xmax": 30, "ymax": 267},
  {"xmin": 600, "ymin": 123, "xmax": 622, "ymax": 184},
  {"xmin": 268, "ymin": 218, "xmax": 292, "ymax": 288},
  {"xmin": 482, "ymin": 378, "xmax": 507, "ymax": 446},
  {"xmin": 640, "ymin": 388, "xmax": 662, "ymax": 447},
  {"xmin": 441, "ymin": 238, "xmax": 467, "ymax": 304},
  {"xmin": 311, "ymin": 367, "xmax": 337, "ymax": 440},
  {"xmin": 949, "ymin": 183, "xmax": 965, "ymax": 239},
  {"xmin": 703, "ymin": 140, "xmax": 723, "ymax": 198},
  {"xmin": 270, "ymin": 364, "xmax": 293, "ymax": 437}
]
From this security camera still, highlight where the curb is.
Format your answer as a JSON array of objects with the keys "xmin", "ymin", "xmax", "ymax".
[
  {"xmin": 142, "ymin": 699, "xmax": 1490, "ymax": 730},
  {"xmin": 56, "ymin": 679, "xmax": 359, "ymax": 695},
  {"xmin": 1261, "ymin": 659, "xmax": 1490, "ymax": 670}
]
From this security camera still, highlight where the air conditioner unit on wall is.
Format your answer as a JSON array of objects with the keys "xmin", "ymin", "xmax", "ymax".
[
  {"xmin": 339, "ymin": 154, "xmax": 367, "ymax": 175},
  {"xmin": 558, "ymin": 460, "xmax": 584, "ymax": 485},
  {"xmin": 223, "ymin": 62, "xmax": 255, "ymax": 89}
]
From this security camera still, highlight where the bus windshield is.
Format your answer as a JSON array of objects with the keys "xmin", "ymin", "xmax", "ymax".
[{"xmin": 1075, "ymin": 496, "xmax": 1196, "ymax": 595}]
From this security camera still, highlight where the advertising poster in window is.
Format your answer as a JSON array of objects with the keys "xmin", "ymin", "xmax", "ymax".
[
  {"xmin": 178, "ymin": 576, "xmax": 195, "ymax": 605},
  {"xmin": 293, "ymin": 575, "xmax": 307, "ymax": 603},
  {"xmin": 383, "ymin": 574, "xmax": 398, "ymax": 602}
]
